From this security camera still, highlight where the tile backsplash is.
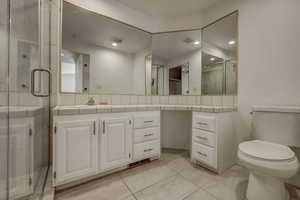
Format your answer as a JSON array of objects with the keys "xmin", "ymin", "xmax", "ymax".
[{"xmin": 57, "ymin": 93, "xmax": 237, "ymax": 107}]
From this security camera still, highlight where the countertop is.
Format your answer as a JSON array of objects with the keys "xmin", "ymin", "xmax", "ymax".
[
  {"xmin": 53, "ymin": 104, "xmax": 237, "ymax": 116},
  {"xmin": 0, "ymin": 106, "xmax": 44, "ymax": 118}
]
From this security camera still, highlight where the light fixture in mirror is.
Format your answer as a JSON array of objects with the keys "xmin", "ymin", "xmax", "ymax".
[
  {"xmin": 61, "ymin": 1, "xmax": 152, "ymax": 95},
  {"xmin": 201, "ymin": 12, "xmax": 238, "ymax": 95},
  {"xmin": 150, "ymin": 30, "xmax": 202, "ymax": 95}
]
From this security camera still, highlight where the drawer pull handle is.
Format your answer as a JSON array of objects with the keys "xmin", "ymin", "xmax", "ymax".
[
  {"xmin": 197, "ymin": 152, "xmax": 207, "ymax": 157},
  {"xmin": 144, "ymin": 120, "xmax": 154, "ymax": 123},
  {"xmin": 144, "ymin": 133, "xmax": 153, "ymax": 137},
  {"xmin": 93, "ymin": 121, "xmax": 96, "ymax": 135},
  {"xmin": 197, "ymin": 122, "xmax": 208, "ymax": 126},
  {"xmin": 144, "ymin": 148, "xmax": 153, "ymax": 152},
  {"xmin": 196, "ymin": 136, "xmax": 208, "ymax": 140}
]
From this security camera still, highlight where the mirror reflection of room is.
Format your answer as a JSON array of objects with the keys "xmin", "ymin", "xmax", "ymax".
[
  {"xmin": 201, "ymin": 12, "xmax": 238, "ymax": 95},
  {"xmin": 151, "ymin": 64, "xmax": 164, "ymax": 95},
  {"xmin": 61, "ymin": 2, "xmax": 151, "ymax": 95},
  {"xmin": 61, "ymin": 50, "xmax": 89, "ymax": 93},
  {"xmin": 151, "ymin": 30, "xmax": 202, "ymax": 95}
]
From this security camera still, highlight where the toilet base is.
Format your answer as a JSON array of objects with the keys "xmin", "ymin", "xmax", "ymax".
[{"xmin": 246, "ymin": 172, "xmax": 290, "ymax": 200}]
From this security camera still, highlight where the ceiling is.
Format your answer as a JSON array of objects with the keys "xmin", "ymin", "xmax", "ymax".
[
  {"xmin": 152, "ymin": 12, "xmax": 238, "ymax": 61},
  {"xmin": 152, "ymin": 30, "xmax": 202, "ymax": 61},
  {"xmin": 202, "ymin": 52, "xmax": 224, "ymax": 66},
  {"xmin": 114, "ymin": 0, "xmax": 222, "ymax": 17},
  {"xmin": 203, "ymin": 13, "xmax": 238, "ymax": 54},
  {"xmin": 62, "ymin": 2, "xmax": 151, "ymax": 54},
  {"xmin": 63, "ymin": 2, "xmax": 237, "ymax": 61}
]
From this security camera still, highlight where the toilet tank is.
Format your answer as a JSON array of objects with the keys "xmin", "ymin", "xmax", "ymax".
[{"xmin": 252, "ymin": 106, "xmax": 300, "ymax": 147}]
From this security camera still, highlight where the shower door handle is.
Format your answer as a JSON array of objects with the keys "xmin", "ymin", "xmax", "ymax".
[{"xmin": 31, "ymin": 68, "xmax": 51, "ymax": 97}]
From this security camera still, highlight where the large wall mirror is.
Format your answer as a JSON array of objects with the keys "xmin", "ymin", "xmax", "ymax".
[
  {"xmin": 61, "ymin": 2, "xmax": 238, "ymax": 97},
  {"xmin": 61, "ymin": 2, "xmax": 151, "ymax": 94},
  {"xmin": 201, "ymin": 12, "xmax": 238, "ymax": 95},
  {"xmin": 150, "ymin": 30, "xmax": 202, "ymax": 95}
]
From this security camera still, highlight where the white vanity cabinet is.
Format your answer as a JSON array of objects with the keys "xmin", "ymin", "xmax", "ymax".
[
  {"xmin": 52, "ymin": 107, "xmax": 236, "ymax": 187},
  {"xmin": 53, "ymin": 115, "xmax": 98, "ymax": 185},
  {"xmin": 1, "ymin": 108, "xmax": 46, "ymax": 199},
  {"xmin": 53, "ymin": 111, "xmax": 160, "ymax": 186},
  {"xmin": 132, "ymin": 111, "xmax": 161, "ymax": 162},
  {"xmin": 8, "ymin": 118, "xmax": 34, "ymax": 199},
  {"xmin": 191, "ymin": 112, "xmax": 237, "ymax": 173},
  {"xmin": 100, "ymin": 116, "xmax": 132, "ymax": 171}
]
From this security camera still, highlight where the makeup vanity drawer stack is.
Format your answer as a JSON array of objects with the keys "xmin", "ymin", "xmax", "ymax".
[
  {"xmin": 132, "ymin": 111, "xmax": 161, "ymax": 161},
  {"xmin": 191, "ymin": 112, "xmax": 237, "ymax": 173}
]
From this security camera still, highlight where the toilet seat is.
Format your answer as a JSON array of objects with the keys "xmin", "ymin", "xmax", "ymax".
[
  {"xmin": 239, "ymin": 140, "xmax": 295, "ymax": 161},
  {"xmin": 238, "ymin": 140, "xmax": 299, "ymax": 200},
  {"xmin": 238, "ymin": 140, "xmax": 299, "ymax": 179}
]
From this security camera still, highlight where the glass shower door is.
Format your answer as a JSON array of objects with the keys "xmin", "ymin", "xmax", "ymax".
[
  {"xmin": 7, "ymin": 0, "xmax": 50, "ymax": 199},
  {"xmin": 0, "ymin": 0, "xmax": 9, "ymax": 199}
]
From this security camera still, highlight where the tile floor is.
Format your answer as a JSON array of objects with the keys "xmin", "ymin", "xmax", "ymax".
[{"xmin": 55, "ymin": 149, "xmax": 299, "ymax": 200}]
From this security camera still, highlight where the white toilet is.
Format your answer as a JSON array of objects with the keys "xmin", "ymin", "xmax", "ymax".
[{"xmin": 238, "ymin": 106, "xmax": 300, "ymax": 200}]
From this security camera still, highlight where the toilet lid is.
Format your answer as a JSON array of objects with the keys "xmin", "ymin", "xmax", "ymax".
[{"xmin": 239, "ymin": 140, "xmax": 295, "ymax": 161}]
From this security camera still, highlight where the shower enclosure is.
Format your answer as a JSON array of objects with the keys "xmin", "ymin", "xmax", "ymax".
[
  {"xmin": 201, "ymin": 59, "xmax": 237, "ymax": 95},
  {"xmin": 0, "ymin": 0, "xmax": 50, "ymax": 199}
]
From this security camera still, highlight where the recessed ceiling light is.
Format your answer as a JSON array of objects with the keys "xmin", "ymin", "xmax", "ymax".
[
  {"xmin": 210, "ymin": 57, "xmax": 216, "ymax": 61},
  {"xmin": 112, "ymin": 42, "xmax": 118, "ymax": 47},
  {"xmin": 228, "ymin": 40, "xmax": 236, "ymax": 45},
  {"xmin": 193, "ymin": 40, "xmax": 200, "ymax": 45}
]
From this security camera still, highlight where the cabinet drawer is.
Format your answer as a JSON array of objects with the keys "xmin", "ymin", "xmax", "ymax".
[
  {"xmin": 193, "ymin": 115, "xmax": 216, "ymax": 132},
  {"xmin": 192, "ymin": 129, "xmax": 216, "ymax": 147},
  {"xmin": 134, "ymin": 115, "xmax": 160, "ymax": 129},
  {"xmin": 192, "ymin": 142, "xmax": 216, "ymax": 168},
  {"xmin": 133, "ymin": 140, "xmax": 160, "ymax": 160},
  {"xmin": 134, "ymin": 127, "xmax": 159, "ymax": 143}
]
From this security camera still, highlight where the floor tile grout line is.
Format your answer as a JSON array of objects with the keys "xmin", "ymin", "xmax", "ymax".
[
  {"xmin": 177, "ymin": 174, "xmax": 202, "ymax": 200},
  {"xmin": 122, "ymin": 172, "xmax": 179, "ymax": 196},
  {"xmin": 120, "ymin": 177, "xmax": 138, "ymax": 200},
  {"xmin": 133, "ymin": 173, "xmax": 193, "ymax": 200},
  {"xmin": 200, "ymin": 181, "xmax": 241, "ymax": 200},
  {"xmin": 182, "ymin": 187, "xmax": 217, "ymax": 200},
  {"xmin": 118, "ymin": 156, "xmax": 182, "ymax": 195}
]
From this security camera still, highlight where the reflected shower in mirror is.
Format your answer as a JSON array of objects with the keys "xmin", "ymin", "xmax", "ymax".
[
  {"xmin": 201, "ymin": 12, "xmax": 238, "ymax": 95},
  {"xmin": 150, "ymin": 30, "xmax": 202, "ymax": 95},
  {"xmin": 61, "ymin": 50, "xmax": 89, "ymax": 93},
  {"xmin": 61, "ymin": 1, "xmax": 151, "ymax": 94}
]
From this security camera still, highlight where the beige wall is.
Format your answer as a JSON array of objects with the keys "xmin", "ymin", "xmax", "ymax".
[{"xmin": 203, "ymin": 0, "xmax": 300, "ymax": 187}]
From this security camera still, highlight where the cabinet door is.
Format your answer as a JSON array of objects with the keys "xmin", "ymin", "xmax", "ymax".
[
  {"xmin": 55, "ymin": 119, "xmax": 98, "ymax": 184},
  {"xmin": 101, "ymin": 118, "xmax": 132, "ymax": 170},
  {"xmin": 8, "ymin": 123, "xmax": 33, "ymax": 198}
]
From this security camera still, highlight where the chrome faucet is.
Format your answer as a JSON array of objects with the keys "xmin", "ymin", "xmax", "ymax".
[{"xmin": 87, "ymin": 97, "xmax": 96, "ymax": 105}]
